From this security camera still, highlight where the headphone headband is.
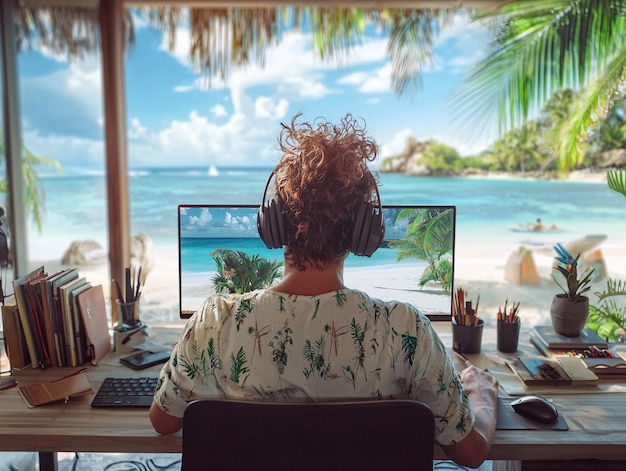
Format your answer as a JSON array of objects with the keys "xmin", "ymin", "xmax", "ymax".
[{"xmin": 257, "ymin": 168, "xmax": 385, "ymax": 256}]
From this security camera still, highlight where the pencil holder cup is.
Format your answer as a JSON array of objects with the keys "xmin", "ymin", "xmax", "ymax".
[
  {"xmin": 116, "ymin": 299, "xmax": 140, "ymax": 328},
  {"xmin": 452, "ymin": 319, "xmax": 484, "ymax": 354},
  {"xmin": 497, "ymin": 319, "xmax": 521, "ymax": 353}
]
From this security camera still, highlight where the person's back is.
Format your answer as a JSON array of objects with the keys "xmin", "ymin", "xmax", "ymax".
[
  {"xmin": 150, "ymin": 113, "xmax": 498, "ymax": 469},
  {"xmin": 158, "ymin": 289, "xmax": 463, "ymax": 436}
]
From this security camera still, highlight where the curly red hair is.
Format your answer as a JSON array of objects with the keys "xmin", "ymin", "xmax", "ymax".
[{"xmin": 273, "ymin": 113, "xmax": 379, "ymax": 270}]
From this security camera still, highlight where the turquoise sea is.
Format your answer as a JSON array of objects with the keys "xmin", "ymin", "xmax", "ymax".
[
  {"xmin": 32, "ymin": 166, "xmax": 626, "ymax": 255},
  {"xmin": 16, "ymin": 165, "xmax": 625, "ymax": 324}
]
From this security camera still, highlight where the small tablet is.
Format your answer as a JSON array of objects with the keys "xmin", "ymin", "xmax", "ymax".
[{"xmin": 119, "ymin": 350, "xmax": 170, "ymax": 370}]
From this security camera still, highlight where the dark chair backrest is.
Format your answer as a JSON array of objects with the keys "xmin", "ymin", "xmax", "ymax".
[{"xmin": 182, "ymin": 399, "xmax": 435, "ymax": 471}]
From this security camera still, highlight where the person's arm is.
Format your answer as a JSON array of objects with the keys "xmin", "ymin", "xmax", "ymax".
[
  {"xmin": 150, "ymin": 401, "xmax": 183, "ymax": 434},
  {"xmin": 441, "ymin": 365, "xmax": 498, "ymax": 468}
]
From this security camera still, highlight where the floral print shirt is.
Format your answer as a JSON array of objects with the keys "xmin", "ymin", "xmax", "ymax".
[{"xmin": 154, "ymin": 289, "xmax": 474, "ymax": 446}]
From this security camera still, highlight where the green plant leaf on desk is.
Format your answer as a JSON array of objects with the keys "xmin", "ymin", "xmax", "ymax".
[{"xmin": 588, "ymin": 279, "xmax": 626, "ymax": 342}]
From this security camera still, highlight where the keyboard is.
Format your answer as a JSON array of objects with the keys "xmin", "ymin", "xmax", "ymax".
[{"xmin": 91, "ymin": 377, "xmax": 158, "ymax": 408}]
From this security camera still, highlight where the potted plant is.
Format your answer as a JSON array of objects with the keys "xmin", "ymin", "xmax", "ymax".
[{"xmin": 551, "ymin": 243, "xmax": 595, "ymax": 336}]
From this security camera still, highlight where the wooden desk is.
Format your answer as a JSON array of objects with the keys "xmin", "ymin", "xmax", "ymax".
[{"xmin": 1, "ymin": 325, "xmax": 626, "ymax": 470}]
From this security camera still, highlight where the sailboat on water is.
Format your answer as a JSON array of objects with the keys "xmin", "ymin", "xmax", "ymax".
[{"xmin": 208, "ymin": 165, "xmax": 219, "ymax": 177}]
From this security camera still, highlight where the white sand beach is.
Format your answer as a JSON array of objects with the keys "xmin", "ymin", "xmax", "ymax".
[{"xmin": 20, "ymin": 229, "xmax": 626, "ymax": 336}]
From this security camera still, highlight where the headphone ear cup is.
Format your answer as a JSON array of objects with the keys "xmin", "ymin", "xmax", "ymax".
[
  {"xmin": 257, "ymin": 169, "xmax": 287, "ymax": 249},
  {"xmin": 363, "ymin": 206, "xmax": 385, "ymax": 257},
  {"xmin": 350, "ymin": 201, "xmax": 385, "ymax": 257},
  {"xmin": 351, "ymin": 202, "xmax": 369, "ymax": 255},
  {"xmin": 257, "ymin": 197, "xmax": 286, "ymax": 249}
]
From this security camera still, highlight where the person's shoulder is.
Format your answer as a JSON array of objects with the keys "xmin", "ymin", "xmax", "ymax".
[{"xmin": 351, "ymin": 289, "xmax": 425, "ymax": 317}]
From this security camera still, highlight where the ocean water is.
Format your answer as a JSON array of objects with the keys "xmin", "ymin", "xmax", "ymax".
[
  {"xmin": 32, "ymin": 166, "xmax": 626, "ymax": 254},
  {"xmin": 20, "ymin": 166, "xmax": 626, "ymax": 324}
]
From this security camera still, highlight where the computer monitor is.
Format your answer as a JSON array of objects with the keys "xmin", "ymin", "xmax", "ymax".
[{"xmin": 178, "ymin": 204, "xmax": 456, "ymax": 321}]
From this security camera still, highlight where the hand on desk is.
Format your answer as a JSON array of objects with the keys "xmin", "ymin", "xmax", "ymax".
[
  {"xmin": 442, "ymin": 366, "xmax": 499, "ymax": 467},
  {"xmin": 461, "ymin": 366, "xmax": 499, "ymax": 449},
  {"xmin": 459, "ymin": 365, "xmax": 499, "ymax": 394}
]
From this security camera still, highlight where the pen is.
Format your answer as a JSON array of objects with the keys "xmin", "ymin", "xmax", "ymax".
[{"xmin": 0, "ymin": 378, "xmax": 17, "ymax": 391}]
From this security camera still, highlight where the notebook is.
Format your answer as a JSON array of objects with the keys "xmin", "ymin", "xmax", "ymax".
[
  {"xmin": 77, "ymin": 285, "xmax": 112, "ymax": 365},
  {"xmin": 531, "ymin": 326, "xmax": 609, "ymax": 350}
]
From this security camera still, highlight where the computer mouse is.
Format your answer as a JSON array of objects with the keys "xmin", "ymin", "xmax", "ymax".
[{"xmin": 510, "ymin": 395, "xmax": 559, "ymax": 423}]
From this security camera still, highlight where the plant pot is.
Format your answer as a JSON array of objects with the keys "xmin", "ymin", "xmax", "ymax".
[{"xmin": 550, "ymin": 294, "xmax": 589, "ymax": 337}]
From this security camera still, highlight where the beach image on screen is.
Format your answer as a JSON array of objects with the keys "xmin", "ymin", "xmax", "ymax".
[{"xmin": 179, "ymin": 205, "xmax": 456, "ymax": 320}]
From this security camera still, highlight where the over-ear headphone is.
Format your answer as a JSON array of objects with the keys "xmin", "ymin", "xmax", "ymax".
[{"xmin": 257, "ymin": 169, "xmax": 385, "ymax": 257}]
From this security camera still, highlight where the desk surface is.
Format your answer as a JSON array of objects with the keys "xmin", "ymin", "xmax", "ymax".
[{"xmin": 1, "ymin": 324, "xmax": 626, "ymax": 462}]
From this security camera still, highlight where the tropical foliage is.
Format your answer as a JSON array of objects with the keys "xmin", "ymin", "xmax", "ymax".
[
  {"xmin": 0, "ymin": 133, "xmax": 62, "ymax": 232},
  {"xmin": 587, "ymin": 279, "xmax": 626, "ymax": 342},
  {"xmin": 15, "ymin": 4, "xmax": 456, "ymax": 97},
  {"xmin": 454, "ymin": 0, "xmax": 626, "ymax": 174},
  {"xmin": 210, "ymin": 249, "xmax": 283, "ymax": 294},
  {"xmin": 389, "ymin": 208, "xmax": 454, "ymax": 293},
  {"xmin": 588, "ymin": 169, "xmax": 626, "ymax": 341},
  {"xmin": 607, "ymin": 169, "xmax": 626, "ymax": 198}
]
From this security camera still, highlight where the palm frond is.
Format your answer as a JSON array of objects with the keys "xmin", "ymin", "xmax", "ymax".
[
  {"xmin": 556, "ymin": 44, "xmax": 626, "ymax": 172},
  {"xmin": 385, "ymin": 9, "xmax": 452, "ymax": 96},
  {"xmin": 595, "ymin": 278, "xmax": 626, "ymax": 302},
  {"xmin": 15, "ymin": 5, "xmax": 135, "ymax": 58},
  {"xmin": 607, "ymin": 169, "xmax": 626, "ymax": 198},
  {"xmin": 452, "ymin": 0, "xmax": 626, "ymax": 140}
]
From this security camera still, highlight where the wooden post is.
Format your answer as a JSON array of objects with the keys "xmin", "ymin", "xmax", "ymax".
[
  {"xmin": 99, "ymin": 0, "xmax": 130, "ymax": 309},
  {"xmin": 0, "ymin": 0, "xmax": 28, "ymax": 276}
]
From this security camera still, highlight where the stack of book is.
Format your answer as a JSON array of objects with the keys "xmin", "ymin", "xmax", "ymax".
[
  {"xmin": 1, "ymin": 265, "xmax": 111, "ymax": 369},
  {"xmin": 529, "ymin": 325, "xmax": 626, "ymax": 378}
]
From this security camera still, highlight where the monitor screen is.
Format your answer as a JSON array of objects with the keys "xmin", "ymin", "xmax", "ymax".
[{"xmin": 178, "ymin": 205, "xmax": 456, "ymax": 321}]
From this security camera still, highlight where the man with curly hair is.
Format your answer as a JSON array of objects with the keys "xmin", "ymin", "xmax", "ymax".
[{"xmin": 150, "ymin": 113, "xmax": 498, "ymax": 470}]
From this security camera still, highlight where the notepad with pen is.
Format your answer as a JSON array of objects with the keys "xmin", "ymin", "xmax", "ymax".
[{"xmin": 506, "ymin": 356, "xmax": 599, "ymax": 387}]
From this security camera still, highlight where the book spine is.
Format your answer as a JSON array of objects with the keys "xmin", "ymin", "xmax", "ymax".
[
  {"xmin": 25, "ymin": 279, "xmax": 51, "ymax": 368},
  {"xmin": 12, "ymin": 279, "xmax": 41, "ymax": 368},
  {"xmin": 40, "ymin": 278, "xmax": 59, "ymax": 368},
  {"xmin": 51, "ymin": 290, "xmax": 67, "ymax": 367},
  {"xmin": 1, "ymin": 298, "xmax": 31, "ymax": 369},
  {"xmin": 70, "ymin": 284, "xmax": 90, "ymax": 366},
  {"xmin": 61, "ymin": 288, "xmax": 78, "ymax": 367}
]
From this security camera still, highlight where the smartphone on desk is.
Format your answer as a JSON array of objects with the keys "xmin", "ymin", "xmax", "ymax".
[{"xmin": 120, "ymin": 350, "xmax": 171, "ymax": 370}]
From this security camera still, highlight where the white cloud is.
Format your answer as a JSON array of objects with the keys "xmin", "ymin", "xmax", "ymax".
[
  {"xmin": 255, "ymin": 97, "xmax": 289, "ymax": 119},
  {"xmin": 435, "ymin": 14, "xmax": 491, "ymax": 74},
  {"xmin": 188, "ymin": 208, "xmax": 214, "ymax": 227},
  {"xmin": 211, "ymin": 104, "xmax": 228, "ymax": 117},
  {"xmin": 338, "ymin": 63, "xmax": 391, "ymax": 93},
  {"xmin": 23, "ymin": 128, "xmax": 104, "ymax": 172},
  {"xmin": 379, "ymin": 128, "xmax": 414, "ymax": 159},
  {"xmin": 128, "ymin": 118, "xmax": 147, "ymax": 140},
  {"xmin": 173, "ymin": 84, "xmax": 196, "ymax": 92}
]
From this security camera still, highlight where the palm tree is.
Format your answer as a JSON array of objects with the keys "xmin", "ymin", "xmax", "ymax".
[
  {"xmin": 390, "ymin": 208, "xmax": 454, "ymax": 293},
  {"xmin": 453, "ymin": 0, "xmax": 626, "ymax": 174},
  {"xmin": 210, "ymin": 248, "xmax": 283, "ymax": 294},
  {"xmin": 0, "ymin": 134, "xmax": 62, "ymax": 232}
]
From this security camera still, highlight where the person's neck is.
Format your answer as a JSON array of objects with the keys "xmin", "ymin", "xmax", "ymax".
[{"xmin": 270, "ymin": 260, "xmax": 346, "ymax": 296}]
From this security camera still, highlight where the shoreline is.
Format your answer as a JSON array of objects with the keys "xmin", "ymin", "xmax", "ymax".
[
  {"xmin": 375, "ymin": 168, "xmax": 610, "ymax": 184},
  {"xmin": 20, "ymin": 232, "xmax": 626, "ymax": 333}
]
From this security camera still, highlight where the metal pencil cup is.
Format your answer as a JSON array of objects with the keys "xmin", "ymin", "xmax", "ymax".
[
  {"xmin": 452, "ymin": 318, "xmax": 484, "ymax": 354},
  {"xmin": 497, "ymin": 319, "xmax": 521, "ymax": 353}
]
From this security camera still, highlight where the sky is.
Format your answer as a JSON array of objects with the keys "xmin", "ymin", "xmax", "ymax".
[{"xmin": 16, "ymin": 8, "xmax": 496, "ymax": 174}]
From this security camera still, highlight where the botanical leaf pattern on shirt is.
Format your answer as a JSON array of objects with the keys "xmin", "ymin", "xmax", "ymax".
[{"xmin": 154, "ymin": 288, "xmax": 474, "ymax": 447}]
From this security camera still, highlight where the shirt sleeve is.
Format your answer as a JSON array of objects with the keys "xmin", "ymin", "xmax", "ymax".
[
  {"xmin": 409, "ymin": 308, "xmax": 475, "ymax": 446},
  {"xmin": 153, "ymin": 295, "xmax": 227, "ymax": 419}
]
